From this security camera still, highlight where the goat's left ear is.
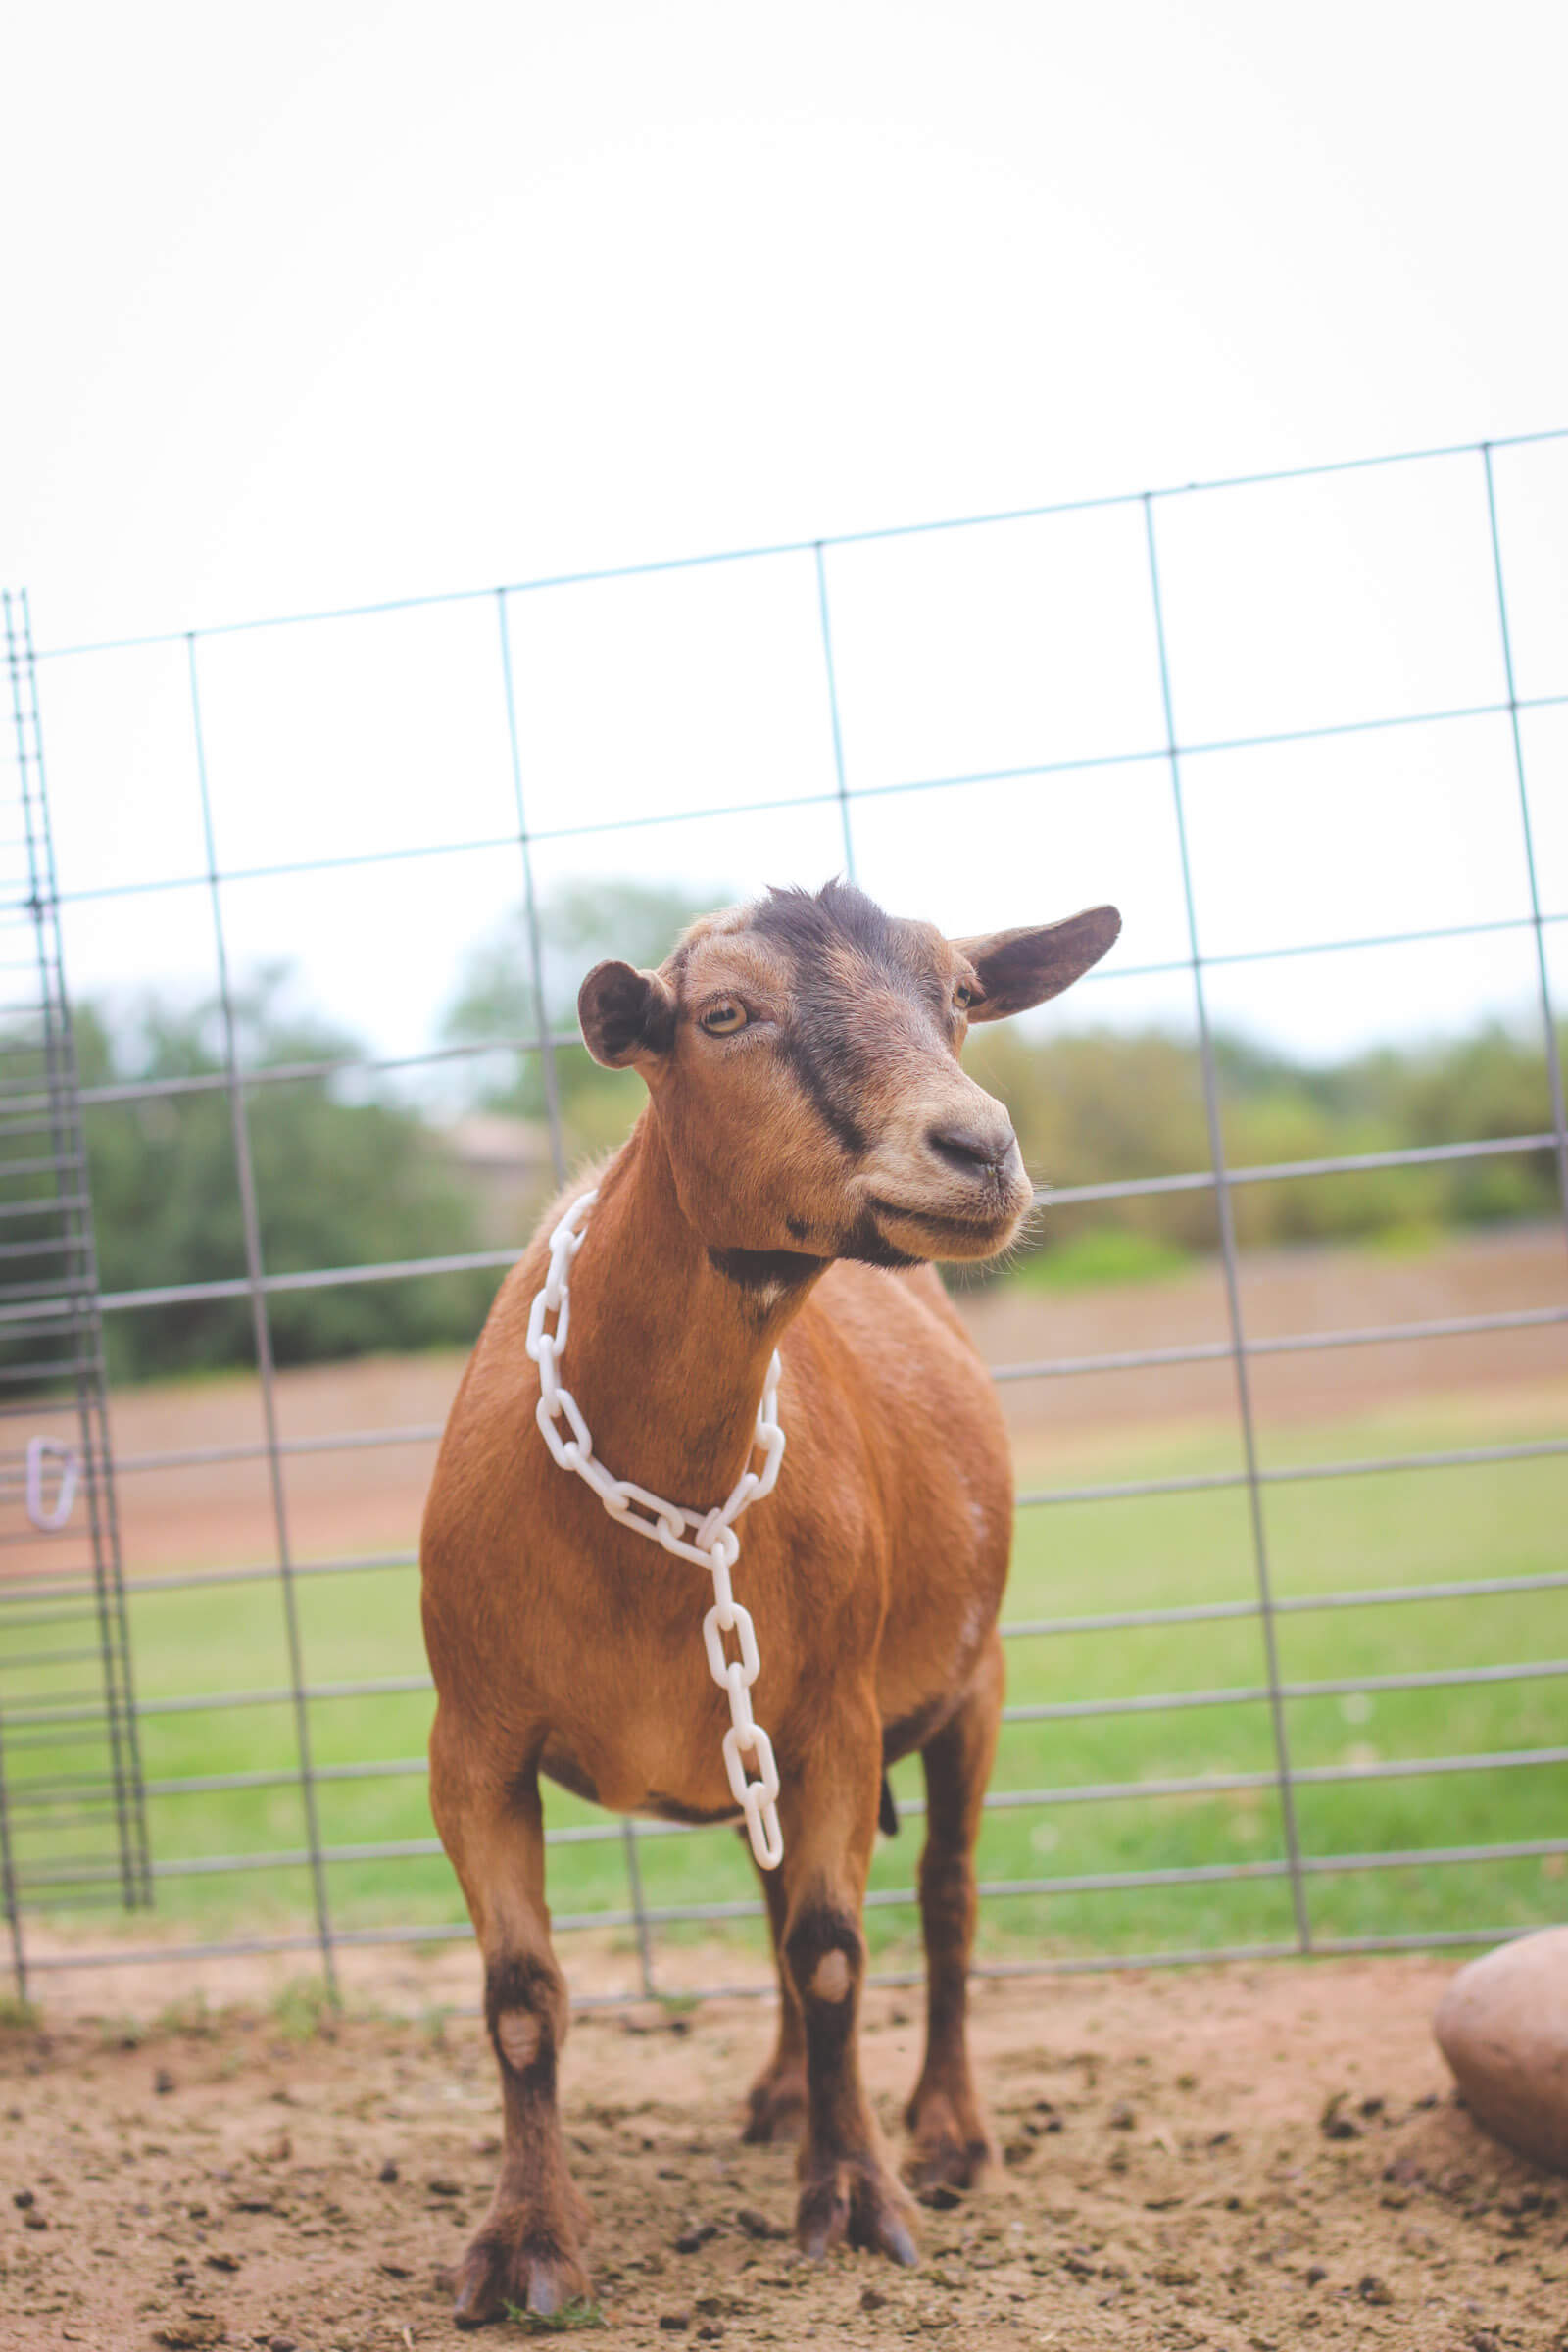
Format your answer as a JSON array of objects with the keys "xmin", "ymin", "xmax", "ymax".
[
  {"xmin": 953, "ymin": 905, "xmax": 1122, "ymax": 1020},
  {"xmin": 578, "ymin": 960, "xmax": 678, "ymax": 1069}
]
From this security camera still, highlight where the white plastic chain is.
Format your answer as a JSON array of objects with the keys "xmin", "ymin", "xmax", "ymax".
[{"xmin": 525, "ymin": 1189, "xmax": 787, "ymax": 1870}]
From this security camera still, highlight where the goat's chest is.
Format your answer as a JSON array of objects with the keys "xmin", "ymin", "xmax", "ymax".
[
  {"xmin": 534, "ymin": 1621, "xmax": 751, "ymax": 1824},
  {"xmin": 488, "ymin": 1316, "xmax": 1010, "ymax": 1811}
]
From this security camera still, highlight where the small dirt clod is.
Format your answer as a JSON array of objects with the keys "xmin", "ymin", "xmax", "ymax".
[{"xmin": 153, "ymin": 2322, "xmax": 226, "ymax": 2350}]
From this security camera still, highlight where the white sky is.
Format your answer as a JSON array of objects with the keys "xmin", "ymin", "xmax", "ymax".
[{"xmin": 4, "ymin": 1, "xmax": 1566, "ymax": 1074}]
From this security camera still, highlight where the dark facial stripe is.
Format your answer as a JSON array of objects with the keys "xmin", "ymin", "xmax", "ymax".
[
  {"xmin": 750, "ymin": 881, "xmax": 957, "ymax": 1158},
  {"xmin": 750, "ymin": 878, "xmax": 895, "ymax": 962},
  {"xmin": 752, "ymin": 880, "xmax": 946, "ymax": 1008},
  {"xmin": 774, "ymin": 1024, "xmax": 869, "ymax": 1155}
]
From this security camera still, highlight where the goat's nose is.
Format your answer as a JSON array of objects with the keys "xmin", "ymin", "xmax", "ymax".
[{"xmin": 926, "ymin": 1118, "xmax": 1018, "ymax": 1178}]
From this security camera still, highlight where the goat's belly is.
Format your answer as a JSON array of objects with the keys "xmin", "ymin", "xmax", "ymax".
[
  {"xmin": 538, "ymin": 1737, "xmax": 742, "ymax": 1828},
  {"xmin": 640, "ymin": 1789, "xmax": 746, "ymax": 1828},
  {"xmin": 880, "ymin": 1690, "xmax": 959, "ymax": 1766}
]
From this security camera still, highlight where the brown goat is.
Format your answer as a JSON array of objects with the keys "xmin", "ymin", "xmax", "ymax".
[{"xmin": 420, "ymin": 880, "xmax": 1120, "ymax": 2324}]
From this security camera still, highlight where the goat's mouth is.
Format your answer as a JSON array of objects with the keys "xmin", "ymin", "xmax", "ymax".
[{"xmin": 867, "ymin": 1194, "xmax": 1025, "ymax": 1260}]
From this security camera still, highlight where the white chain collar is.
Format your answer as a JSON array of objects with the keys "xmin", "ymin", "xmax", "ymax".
[{"xmin": 525, "ymin": 1189, "xmax": 786, "ymax": 1870}]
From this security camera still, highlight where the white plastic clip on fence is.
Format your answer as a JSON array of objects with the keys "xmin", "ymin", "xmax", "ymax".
[
  {"xmin": 525, "ymin": 1188, "xmax": 787, "ymax": 1870},
  {"xmin": 24, "ymin": 1434, "xmax": 79, "ymax": 1532}
]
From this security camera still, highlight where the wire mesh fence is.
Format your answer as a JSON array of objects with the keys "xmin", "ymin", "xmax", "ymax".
[
  {"xmin": 1, "ymin": 588, "xmax": 150, "ymax": 1972},
  {"xmin": 2, "ymin": 428, "xmax": 1566, "ymax": 2010}
]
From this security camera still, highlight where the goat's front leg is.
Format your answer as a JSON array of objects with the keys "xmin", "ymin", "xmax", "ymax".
[
  {"xmin": 777, "ymin": 1687, "xmax": 920, "ymax": 2266},
  {"xmin": 428, "ymin": 1723, "xmax": 590, "ymax": 2328},
  {"xmin": 742, "ymin": 1835, "xmax": 808, "ymax": 2142},
  {"xmin": 904, "ymin": 1630, "xmax": 1003, "ymax": 2191}
]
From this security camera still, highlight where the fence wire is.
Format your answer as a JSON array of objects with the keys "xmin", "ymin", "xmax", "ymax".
[{"xmin": 3, "ymin": 426, "xmax": 1567, "ymax": 2007}]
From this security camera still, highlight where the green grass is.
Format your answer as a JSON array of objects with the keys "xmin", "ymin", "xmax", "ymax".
[
  {"xmin": 15, "ymin": 1382, "xmax": 1566, "ymax": 1978},
  {"xmin": 505, "ymin": 2304, "xmax": 607, "ymax": 2335},
  {"xmin": 1011, "ymin": 1222, "xmax": 1193, "ymax": 1291}
]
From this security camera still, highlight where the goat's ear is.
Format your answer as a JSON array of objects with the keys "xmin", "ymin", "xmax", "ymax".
[
  {"xmin": 953, "ymin": 906, "xmax": 1122, "ymax": 1021},
  {"xmin": 578, "ymin": 960, "xmax": 678, "ymax": 1069}
]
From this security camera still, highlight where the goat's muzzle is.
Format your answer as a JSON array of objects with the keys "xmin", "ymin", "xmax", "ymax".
[{"xmin": 864, "ymin": 1131, "xmax": 1032, "ymax": 1262}]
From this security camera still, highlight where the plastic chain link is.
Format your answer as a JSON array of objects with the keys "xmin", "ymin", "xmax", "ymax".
[
  {"xmin": 525, "ymin": 1188, "xmax": 787, "ymax": 1869},
  {"xmin": 24, "ymin": 1434, "xmax": 78, "ymax": 1532}
]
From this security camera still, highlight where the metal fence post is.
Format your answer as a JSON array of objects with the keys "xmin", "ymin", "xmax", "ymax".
[
  {"xmin": 495, "ymin": 588, "xmax": 659, "ymax": 1996},
  {"xmin": 813, "ymin": 543, "xmax": 857, "ymax": 881},
  {"xmin": 13, "ymin": 589, "xmax": 151, "ymax": 1913},
  {"xmin": 0, "ymin": 1703, "xmax": 26, "ymax": 2001},
  {"xmin": 496, "ymin": 591, "xmax": 566, "ymax": 1189},
  {"xmin": 620, "ymin": 1822, "xmax": 658, "ymax": 1998},
  {"xmin": 186, "ymin": 634, "xmax": 339, "ymax": 1998},
  {"xmin": 1480, "ymin": 443, "xmax": 1568, "ymax": 1255},
  {"xmin": 1, "ymin": 587, "xmax": 150, "ymax": 1928},
  {"xmin": 1141, "ymin": 494, "xmax": 1313, "ymax": 1952}
]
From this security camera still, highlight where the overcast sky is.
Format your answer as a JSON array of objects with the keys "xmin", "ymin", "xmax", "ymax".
[{"xmin": 4, "ymin": 1, "xmax": 1565, "ymax": 1072}]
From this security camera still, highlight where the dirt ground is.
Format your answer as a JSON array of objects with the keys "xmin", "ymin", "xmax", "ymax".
[{"xmin": 4, "ymin": 1958, "xmax": 1566, "ymax": 2352}]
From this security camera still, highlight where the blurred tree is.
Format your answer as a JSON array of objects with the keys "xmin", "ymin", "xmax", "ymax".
[
  {"xmin": 74, "ymin": 972, "xmax": 496, "ymax": 1382},
  {"xmin": 440, "ymin": 877, "xmax": 719, "ymax": 1157},
  {"xmin": 964, "ymin": 1015, "xmax": 1564, "ymax": 1276}
]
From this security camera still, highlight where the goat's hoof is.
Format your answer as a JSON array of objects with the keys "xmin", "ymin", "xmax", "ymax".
[
  {"xmin": 796, "ymin": 2161, "xmax": 921, "ymax": 2268},
  {"xmin": 873, "ymin": 2211, "xmax": 921, "ymax": 2267},
  {"xmin": 742, "ymin": 2064, "xmax": 807, "ymax": 2144},
  {"xmin": 451, "ymin": 2222, "xmax": 591, "ymax": 2329},
  {"xmin": 906, "ymin": 2134, "xmax": 993, "ymax": 2198},
  {"xmin": 903, "ymin": 2083, "xmax": 997, "ymax": 2195}
]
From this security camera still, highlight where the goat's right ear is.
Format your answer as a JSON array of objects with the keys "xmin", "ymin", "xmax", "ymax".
[
  {"xmin": 953, "ymin": 906, "xmax": 1122, "ymax": 1020},
  {"xmin": 578, "ymin": 960, "xmax": 678, "ymax": 1069}
]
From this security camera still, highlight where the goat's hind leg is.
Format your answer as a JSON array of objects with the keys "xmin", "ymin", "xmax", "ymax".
[
  {"xmin": 428, "ymin": 1724, "xmax": 590, "ymax": 2328},
  {"xmin": 905, "ymin": 1630, "xmax": 1004, "ymax": 2193}
]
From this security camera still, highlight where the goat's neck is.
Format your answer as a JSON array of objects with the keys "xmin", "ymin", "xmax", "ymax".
[{"xmin": 556, "ymin": 1113, "xmax": 819, "ymax": 1509}]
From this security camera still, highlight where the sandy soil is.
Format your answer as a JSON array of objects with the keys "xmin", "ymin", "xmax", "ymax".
[
  {"xmin": 4, "ymin": 1958, "xmax": 1566, "ymax": 2352},
  {"xmin": 6, "ymin": 1232, "xmax": 1565, "ymax": 2346}
]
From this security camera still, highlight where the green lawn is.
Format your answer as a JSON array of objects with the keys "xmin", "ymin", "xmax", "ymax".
[{"xmin": 13, "ymin": 1381, "xmax": 1566, "ymax": 1984}]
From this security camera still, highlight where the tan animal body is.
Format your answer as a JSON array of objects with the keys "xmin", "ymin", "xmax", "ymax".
[{"xmin": 420, "ymin": 881, "xmax": 1120, "ymax": 2324}]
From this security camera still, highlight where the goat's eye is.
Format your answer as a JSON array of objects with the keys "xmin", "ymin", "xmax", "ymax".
[
  {"xmin": 954, "ymin": 982, "xmax": 975, "ymax": 1012},
  {"xmin": 700, "ymin": 1000, "xmax": 748, "ymax": 1036}
]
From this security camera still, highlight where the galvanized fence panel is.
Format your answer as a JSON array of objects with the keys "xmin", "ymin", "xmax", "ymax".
[
  {"xmin": 2, "ymin": 428, "xmax": 1566, "ymax": 2005},
  {"xmin": 1, "ymin": 590, "xmax": 150, "ymax": 1999}
]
